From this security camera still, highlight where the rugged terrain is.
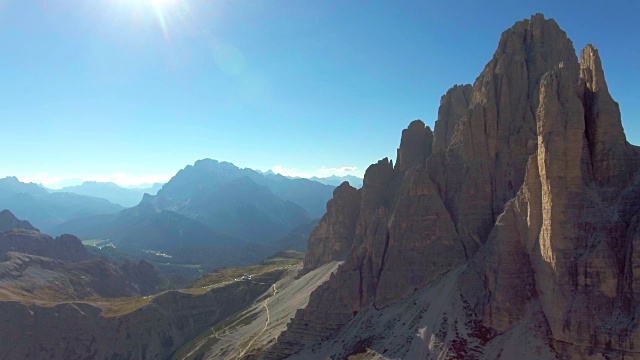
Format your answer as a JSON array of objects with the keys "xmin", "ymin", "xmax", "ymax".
[
  {"xmin": 265, "ymin": 14, "xmax": 640, "ymax": 359},
  {"xmin": 0, "ymin": 224, "xmax": 302, "ymax": 359}
]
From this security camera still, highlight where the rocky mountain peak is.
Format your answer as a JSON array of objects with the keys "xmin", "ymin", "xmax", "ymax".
[
  {"xmin": 580, "ymin": 44, "xmax": 607, "ymax": 92},
  {"xmin": 302, "ymin": 182, "xmax": 361, "ymax": 273},
  {"xmin": 267, "ymin": 14, "xmax": 640, "ymax": 359},
  {"xmin": 395, "ymin": 120, "xmax": 433, "ymax": 173},
  {"xmin": 433, "ymin": 84, "xmax": 472, "ymax": 152},
  {"xmin": 578, "ymin": 43, "xmax": 637, "ymax": 190}
]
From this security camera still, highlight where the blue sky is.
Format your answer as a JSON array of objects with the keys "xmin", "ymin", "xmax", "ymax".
[{"xmin": 1, "ymin": 0, "xmax": 638, "ymax": 186}]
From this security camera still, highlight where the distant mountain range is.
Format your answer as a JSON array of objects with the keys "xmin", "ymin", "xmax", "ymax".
[
  {"xmin": 0, "ymin": 177, "xmax": 123, "ymax": 233},
  {"xmin": 53, "ymin": 159, "xmax": 335, "ymax": 269},
  {"xmin": 51, "ymin": 181, "xmax": 163, "ymax": 207},
  {"xmin": 1, "ymin": 160, "xmax": 336, "ymax": 271}
]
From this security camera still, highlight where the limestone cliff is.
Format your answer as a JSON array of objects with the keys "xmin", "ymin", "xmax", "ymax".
[{"xmin": 267, "ymin": 14, "xmax": 640, "ymax": 359}]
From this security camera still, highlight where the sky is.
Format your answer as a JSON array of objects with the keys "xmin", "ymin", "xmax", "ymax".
[{"xmin": 0, "ymin": 0, "xmax": 638, "ymax": 186}]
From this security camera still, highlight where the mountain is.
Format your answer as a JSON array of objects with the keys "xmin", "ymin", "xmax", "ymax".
[
  {"xmin": 265, "ymin": 14, "xmax": 640, "ymax": 359},
  {"xmin": 159, "ymin": 159, "xmax": 334, "ymax": 219},
  {"xmin": 55, "ymin": 160, "xmax": 334, "ymax": 257},
  {"xmin": 309, "ymin": 175, "xmax": 363, "ymax": 188},
  {"xmin": 153, "ymin": 173, "xmax": 311, "ymax": 242},
  {"xmin": 54, "ymin": 181, "xmax": 162, "ymax": 207},
  {"xmin": 55, "ymin": 209, "xmax": 244, "ymax": 252},
  {"xmin": 0, "ymin": 177, "xmax": 123, "ymax": 233}
]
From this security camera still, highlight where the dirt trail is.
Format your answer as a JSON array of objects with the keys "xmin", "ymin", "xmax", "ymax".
[{"xmin": 236, "ymin": 284, "xmax": 276, "ymax": 359}]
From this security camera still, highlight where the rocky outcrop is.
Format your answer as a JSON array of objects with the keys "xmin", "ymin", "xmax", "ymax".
[
  {"xmin": 267, "ymin": 14, "xmax": 640, "ymax": 359},
  {"xmin": 0, "ymin": 209, "xmax": 38, "ymax": 232},
  {"xmin": 395, "ymin": 119, "xmax": 433, "ymax": 173},
  {"xmin": 302, "ymin": 182, "xmax": 361, "ymax": 272},
  {"xmin": 0, "ymin": 229, "xmax": 89, "ymax": 263},
  {"xmin": 432, "ymin": 85, "xmax": 472, "ymax": 152}
]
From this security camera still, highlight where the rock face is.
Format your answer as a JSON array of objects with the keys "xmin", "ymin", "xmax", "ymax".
[
  {"xmin": 302, "ymin": 182, "xmax": 361, "ymax": 272},
  {"xmin": 0, "ymin": 209, "xmax": 38, "ymax": 232},
  {"xmin": 267, "ymin": 14, "xmax": 640, "ymax": 359}
]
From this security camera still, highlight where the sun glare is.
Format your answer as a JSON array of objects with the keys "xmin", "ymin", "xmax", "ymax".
[
  {"xmin": 150, "ymin": 0, "xmax": 174, "ymax": 39},
  {"xmin": 114, "ymin": 0, "xmax": 191, "ymax": 41}
]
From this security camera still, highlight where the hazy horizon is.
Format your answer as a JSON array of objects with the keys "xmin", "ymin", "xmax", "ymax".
[
  {"xmin": 4, "ymin": 159, "xmax": 364, "ymax": 188},
  {"xmin": 2, "ymin": 1, "xmax": 638, "ymax": 186}
]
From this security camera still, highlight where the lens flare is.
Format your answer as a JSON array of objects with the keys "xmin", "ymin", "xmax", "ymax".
[
  {"xmin": 111, "ymin": 0, "xmax": 193, "ymax": 42},
  {"xmin": 150, "ymin": 0, "xmax": 173, "ymax": 40}
]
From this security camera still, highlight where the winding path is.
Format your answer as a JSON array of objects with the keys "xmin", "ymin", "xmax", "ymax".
[{"xmin": 235, "ymin": 284, "xmax": 277, "ymax": 359}]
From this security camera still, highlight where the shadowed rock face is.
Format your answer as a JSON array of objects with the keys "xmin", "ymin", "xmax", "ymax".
[
  {"xmin": 302, "ymin": 182, "xmax": 361, "ymax": 272},
  {"xmin": 268, "ymin": 14, "xmax": 640, "ymax": 359}
]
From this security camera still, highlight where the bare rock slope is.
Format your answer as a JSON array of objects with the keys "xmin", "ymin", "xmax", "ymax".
[
  {"xmin": 267, "ymin": 14, "xmax": 640, "ymax": 359},
  {"xmin": 173, "ymin": 261, "xmax": 342, "ymax": 360}
]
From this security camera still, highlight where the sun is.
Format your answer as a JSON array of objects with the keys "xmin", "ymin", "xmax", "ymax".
[{"xmin": 113, "ymin": 0, "xmax": 190, "ymax": 41}]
